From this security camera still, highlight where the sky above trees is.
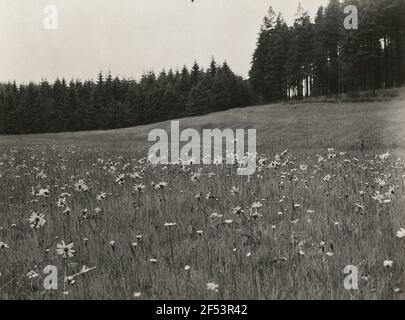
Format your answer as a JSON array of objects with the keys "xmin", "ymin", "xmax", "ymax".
[{"xmin": 0, "ymin": 0, "xmax": 327, "ymax": 83}]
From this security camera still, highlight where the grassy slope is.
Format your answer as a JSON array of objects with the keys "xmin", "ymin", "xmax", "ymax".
[{"xmin": 1, "ymin": 90, "xmax": 405, "ymax": 156}]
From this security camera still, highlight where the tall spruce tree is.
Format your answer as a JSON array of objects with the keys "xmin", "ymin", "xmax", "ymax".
[{"xmin": 250, "ymin": 6, "xmax": 277, "ymax": 102}]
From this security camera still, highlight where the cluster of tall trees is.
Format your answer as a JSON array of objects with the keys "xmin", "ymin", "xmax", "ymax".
[
  {"xmin": 0, "ymin": 59, "xmax": 252, "ymax": 134},
  {"xmin": 250, "ymin": 0, "xmax": 405, "ymax": 102}
]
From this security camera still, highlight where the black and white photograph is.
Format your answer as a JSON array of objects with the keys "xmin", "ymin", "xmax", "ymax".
[{"xmin": 1, "ymin": 0, "xmax": 405, "ymax": 305}]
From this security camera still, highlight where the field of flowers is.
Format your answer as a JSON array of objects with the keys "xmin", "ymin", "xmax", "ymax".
[
  {"xmin": 1, "ymin": 96, "xmax": 405, "ymax": 300},
  {"xmin": 0, "ymin": 144, "xmax": 404, "ymax": 300}
]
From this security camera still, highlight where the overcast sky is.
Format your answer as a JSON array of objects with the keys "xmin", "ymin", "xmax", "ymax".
[{"xmin": 0, "ymin": 0, "xmax": 328, "ymax": 83}]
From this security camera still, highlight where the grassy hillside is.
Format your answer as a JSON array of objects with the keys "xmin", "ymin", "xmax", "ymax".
[{"xmin": 1, "ymin": 89, "xmax": 405, "ymax": 156}]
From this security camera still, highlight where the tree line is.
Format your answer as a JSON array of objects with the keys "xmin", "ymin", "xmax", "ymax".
[
  {"xmin": 0, "ymin": 60, "xmax": 253, "ymax": 134},
  {"xmin": 1, "ymin": 0, "xmax": 405, "ymax": 135},
  {"xmin": 250, "ymin": 0, "xmax": 405, "ymax": 102}
]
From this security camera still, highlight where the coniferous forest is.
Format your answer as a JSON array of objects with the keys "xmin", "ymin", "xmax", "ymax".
[
  {"xmin": 250, "ymin": 0, "xmax": 405, "ymax": 101},
  {"xmin": 1, "ymin": 0, "xmax": 405, "ymax": 134},
  {"xmin": 0, "ymin": 60, "xmax": 252, "ymax": 134}
]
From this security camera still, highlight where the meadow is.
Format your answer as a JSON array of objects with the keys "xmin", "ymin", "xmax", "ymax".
[{"xmin": 1, "ymin": 91, "xmax": 405, "ymax": 299}]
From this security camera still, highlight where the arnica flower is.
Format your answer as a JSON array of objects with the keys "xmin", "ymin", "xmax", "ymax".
[
  {"xmin": 129, "ymin": 171, "xmax": 142, "ymax": 179},
  {"xmin": 210, "ymin": 213, "xmax": 223, "ymax": 219},
  {"xmin": 375, "ymin": 177, "xmax": 386, "ymax": 188},
  {"xmin": 385, "ymin": 186, "xmax": 395, "ymax": 198},
  {"xmin": 81, "ymin": 209, "xmax": 89, "ymax": 219},
  {"xmin": 190, "ymin": 172, "xmax": 201, "ymax": 182},
  {"xmin": 133, "ymin": 184, "xmax": 145, "ymax": 192},
  {"xmin": 63, "ymin": 207, "xmax": 71, "ymax": 215},
  {"xmin": 96, "ymin": 192, "xmax": 107, "ymax": 200},
  {"xmin": 0, "ymin": 241, "xmax": 9, "ymax": 250},
  {"xmin": 323, "ymin": 174, "xmax": 331, "ymax": 182},
  {"xmin": 230, "ymin": 186, "xmax": 239, "ymax": 196},
  {"xmin": 207, "ymin": 282, "xmax": 219, "ymax": 292},
  {"xmin": 372, "ymin": 191, "xmax": 384, "ymax": 203},
  {"xmin": 56, "ymin": 197, "xmax": 66, "ymax": 208},
  {"xmin": 232, "ymin": 206, "xmax": 244, "ymax": 215},
  {"xmin": 155, "ymin": 181, "xmax": 168, "ymax": 190},
  {"xmin": 383, "ymin": 260, "xmax": 393, "ymax": 268},
  {"xmin": 56, "ymin": 240, "xmax": 75, "ymax": 258},
  {"xmin": 251, "ymin": 201, "xmax": 262, "ymax": 209},
  {"xmin": 269, "ymin": 161, "xmax": 278, "ymax": 169},
  {"xmin": 28, "ymin": 212, "xmax": 46, "ymax": 229},
  {"xmin": 37, "ymin": 188, "xmax": 50, "ymax": 197},
  {"xmin": 74, "ymin": 179, "xmax": 88, "ymax": 192},
  {"xmin": 250, "ymin": 210, "xmax": 263, "ymax": 220},
  {"xmin": 36, "ymin": 170, "xmax": 47, "ymax": 179},
  {"xmin": 115, "ymin": 174, "xmax": 125, "ymax": 184},
  {"xmin": 396, "ymin": 228, "xmax": 405, "ymax": 239},
  {"xmin": 299, "ymin": 164, "xmax": 308, "ymax": 172},
  {"xmin": 60, "ymin": 192, "xmax": 72, "ymax": 198},
  {"xmin": 164, "ymin": 222, "xmax": 177, "ymax": 227},
  {"xmin": 379, "ymin": 152, "xmax": 391, "ymax": 161},
  {"xmin": 26, "ymin": 270, "xmax": 39, "ymax": 279}
]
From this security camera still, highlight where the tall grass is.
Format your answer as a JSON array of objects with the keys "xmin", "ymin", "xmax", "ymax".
[{"xmin": 0, "ymin": 144, "xmax": 404, "ymax": 299}]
